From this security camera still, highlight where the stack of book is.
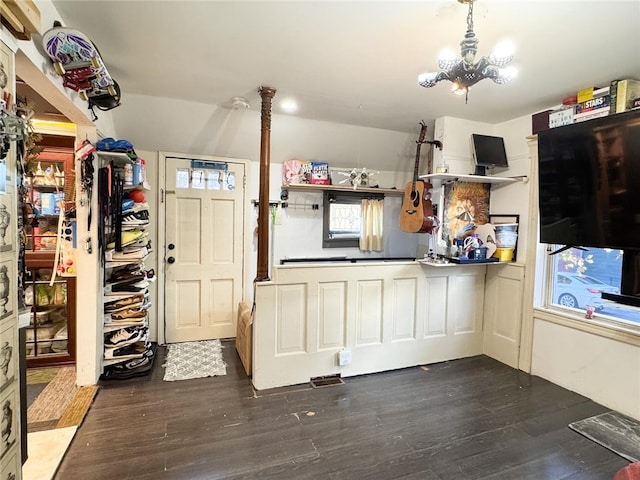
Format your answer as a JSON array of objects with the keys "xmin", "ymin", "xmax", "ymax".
[
  {"xmin": 573, "ymin": 86, "xmax": 610, "ymax": 123},
  {"xmin": 610, "ymin": 79, "xmax": 640, "ymax": 114},
  {"xmin": 545, "ymin": 78, "xmax": 640, "ymax": 131}
]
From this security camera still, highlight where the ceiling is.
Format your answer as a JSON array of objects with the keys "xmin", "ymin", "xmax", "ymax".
[{"xmin": 41, "ymin": 1, "xmax": 640, "ymax": 134}]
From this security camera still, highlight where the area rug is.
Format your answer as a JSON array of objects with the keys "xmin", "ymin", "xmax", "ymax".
[
  {"xmin": 27, "ymin": 366, "xmax": 98, "ymax": 433},
  {"xmin": 163, "ymin": 339, "xmax": 226, "ymax": 381},
  {"xmin": 569, "ymin": 411, "xmax": 640, "ymax": 463}
]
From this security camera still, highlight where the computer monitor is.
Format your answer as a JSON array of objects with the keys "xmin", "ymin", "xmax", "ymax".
[{"xmin": 471, "ymin": 134, "xmax": 509, "ymax": 176}]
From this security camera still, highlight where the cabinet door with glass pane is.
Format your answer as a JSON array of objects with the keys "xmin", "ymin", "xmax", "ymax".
[{"xmin": 23, "ymin": 262, "xmax": 76, "ymax": 367}]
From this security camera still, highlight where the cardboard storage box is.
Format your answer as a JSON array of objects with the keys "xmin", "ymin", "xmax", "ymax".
[{"xmin": 235, "ymin": 302, "xmax": 252, "ymax": 376}]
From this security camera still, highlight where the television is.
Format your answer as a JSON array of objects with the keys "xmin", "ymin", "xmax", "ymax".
[
  {"xmin": 537, "ymin": 108, "xmax": 640, "ymax": 306},
  {"xmin": 470, "ymin": 134, "xmax": 509, "ymax": 176}
]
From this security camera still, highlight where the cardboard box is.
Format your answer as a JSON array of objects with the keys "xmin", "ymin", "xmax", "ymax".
[
  {"xmin": 531, "ymin": 110, "xmax": 552, "ymax": 134},
  {"xmin": 235, "ymin": 302, "xmax": 252, "ymax": 376}
]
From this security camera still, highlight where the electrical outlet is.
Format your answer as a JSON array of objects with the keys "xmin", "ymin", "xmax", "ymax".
[{"xmin": 338, "ymin": 349, "xmax": 352, "ymax": 366}]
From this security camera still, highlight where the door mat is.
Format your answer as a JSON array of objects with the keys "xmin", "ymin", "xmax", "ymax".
[
  {"xmin": 27, "ymin": 367, "xmax": 98, "ymax": 433},
  {"xmin": 569, "ymin": 411, "xmax": 640, "ymax": 462},
  {"xmin": 162, "ymin": 339, "xmax": 227, "ymax": 382}
]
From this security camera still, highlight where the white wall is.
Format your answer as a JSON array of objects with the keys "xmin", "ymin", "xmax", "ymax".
[
  {"xmin": 112, "ymin": 93, "xmax": 418, "ymax": 175},
  {"xmin": 532, "ymin": 318, "xmax": 640, "ymax": 420}
]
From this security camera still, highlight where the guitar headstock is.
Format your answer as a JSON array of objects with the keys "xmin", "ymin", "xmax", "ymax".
[{"xmin": 417, "ymin": 121, "xmax": 428, "ymax": 144}]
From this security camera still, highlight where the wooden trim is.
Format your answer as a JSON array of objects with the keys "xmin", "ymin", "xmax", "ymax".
[
  {"xmin": 534, "ymin": 307, "xmax": 640, "ymax": 347},
  {"xmin": 5, "ymin": 0, "xmax": 40, "ymax": 35},
  {"xmin": 0, "ymin": 2, "xmax": 25, "ymax": 35}
]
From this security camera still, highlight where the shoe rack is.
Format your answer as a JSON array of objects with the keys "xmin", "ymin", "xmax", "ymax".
[{"xmin": 97, "ymin": 149, "xmax": 155, "ymax": 379}]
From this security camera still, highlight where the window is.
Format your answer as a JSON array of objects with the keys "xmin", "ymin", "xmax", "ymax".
[
  {"xmin": 322, "ymin": 191, "xmax": 383, "ymax": 248},
  {"xmin": 547, "ymin": 247, "xmax": 640, "ymax": 325}
]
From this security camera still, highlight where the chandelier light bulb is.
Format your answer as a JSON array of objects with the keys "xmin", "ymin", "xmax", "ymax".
[
  {"xmin": 492, "ymin": 40, "xmax": 515, "ymax": 59},
  {"xmin": 417, "ymin": 0, "xmax": 516, "ymax": 102}
]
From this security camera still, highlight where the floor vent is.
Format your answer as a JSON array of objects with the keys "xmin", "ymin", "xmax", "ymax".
[{"xmin": 310, "ymin": 374, "xmax": 344, "ymax": 388}]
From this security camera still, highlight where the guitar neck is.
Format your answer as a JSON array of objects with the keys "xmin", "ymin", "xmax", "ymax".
[
  {"xmin": 411, "ymin": 122, "xmax": 428, "ymax": 190},
  {"xmin": 412, "ymin": 145, "xmax": 422, "ymax": 187}
]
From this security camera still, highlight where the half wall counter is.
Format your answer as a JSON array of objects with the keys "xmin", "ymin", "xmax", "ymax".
[{"xmin": 252, "ymin": 260, "xmax": 489, "ymax": 390}]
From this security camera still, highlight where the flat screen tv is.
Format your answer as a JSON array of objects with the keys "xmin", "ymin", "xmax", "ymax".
[
  {"xmin": 537, "ymin": 109, "xmax": 640, "ymax": 251},
  {"xmin": 470, "ymin": 134, "xmax": 509, "ymax": 175},
  {"xmin": 538, "ymin": 109, "xmax": 640, "ymax": 306}
]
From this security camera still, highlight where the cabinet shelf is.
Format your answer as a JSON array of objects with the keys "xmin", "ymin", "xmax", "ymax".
[
  {"xmin": 282, "ymin": 183, "xmax": 403, "ymax": 195},
  {"xmin": 96, "ymin": 151, "xmax": 134, "ymax": 167}
]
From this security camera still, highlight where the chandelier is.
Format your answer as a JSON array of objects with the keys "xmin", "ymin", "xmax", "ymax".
[{"xmin": 418, "ymin": 0, "xmax": 517, "ymax": 102}]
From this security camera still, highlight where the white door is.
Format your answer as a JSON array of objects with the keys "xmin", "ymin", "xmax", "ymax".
[{"xmin": 163, "ymin": 156, "xmax": 245, "ymax": 343}]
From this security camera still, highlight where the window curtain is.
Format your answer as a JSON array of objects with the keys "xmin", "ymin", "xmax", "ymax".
[{"xmin": 359, "ymin": 198, "xmax": 384, "ymax": 251}]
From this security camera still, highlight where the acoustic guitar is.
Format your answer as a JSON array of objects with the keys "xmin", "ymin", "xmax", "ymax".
[{"xmin": 399, "ymin": 122, "xmax": 435, "ymax": 233}]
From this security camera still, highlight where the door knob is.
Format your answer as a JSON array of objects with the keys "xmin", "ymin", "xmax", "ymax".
[
  {"xmin": 167, "ymin": 256, "xmax": 175, "ymax": 264},
  {"xmin": 168, "ymin": 243, "xmax": 175, "ymax": 250}
]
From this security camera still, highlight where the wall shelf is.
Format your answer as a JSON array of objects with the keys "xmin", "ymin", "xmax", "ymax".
[
  {"xmin": 420, "ymin": 173, "xmax": 524, "ymax": 190},
  {"xmin": 282, "ymin": 183, "xmax": 403, "ymax": 196}
]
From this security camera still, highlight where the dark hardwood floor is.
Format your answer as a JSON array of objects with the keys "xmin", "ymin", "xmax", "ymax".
[{"xmin": 55, "ymin": 342, "xmax": 629, "ymax": 479}]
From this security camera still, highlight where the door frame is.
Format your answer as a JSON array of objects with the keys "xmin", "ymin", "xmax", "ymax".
[{"xmin": 157, "ymin": 152, "xmax": 251, "ymax": 345}]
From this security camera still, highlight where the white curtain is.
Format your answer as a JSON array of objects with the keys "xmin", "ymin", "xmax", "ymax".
[{"xmin": 359, "ymin": 198, "xmax": 384, "ymax": 251}]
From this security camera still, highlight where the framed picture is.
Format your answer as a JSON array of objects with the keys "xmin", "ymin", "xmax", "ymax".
[{"xmin": 489, "ymin": 214, "xmax": 520, "ymax": 261}]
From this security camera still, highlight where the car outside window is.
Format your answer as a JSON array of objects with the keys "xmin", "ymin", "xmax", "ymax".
[{"xmin": 549, "ymin": 247, "xmax": 640, "ymax": 325}]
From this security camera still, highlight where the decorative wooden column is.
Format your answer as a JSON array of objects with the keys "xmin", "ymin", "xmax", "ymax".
[{"xmin": 255, "ymin": 86, "xmax": 276, "ymax": 282}]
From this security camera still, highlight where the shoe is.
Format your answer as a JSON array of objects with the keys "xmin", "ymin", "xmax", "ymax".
[
  {"xmin": 122, "ymin": 199, "xmax": 135, "ymax": 212},
  {"xmin": 104, "ymin": 294, "xmax": 145, "ymax": 312},
  {"xmin": 123, "ymin": 202, "xmax": 149, "ymax": 214},
  {"xmin": 107, "ymin": 230, "xmax": 148, "ymax": 249},
  {"xmin": 102, "ymin": 346, "xmax": 155, "ymax": 379},
  {"xmin": 109, "ymin": 280, "xmax": 149, "ymax": 294},
  {"xmin": 144, "ymin": 269, "xmax": 156, "ymax": 282},
  {"xmin": 104, "ymin": 341, "xmax": 147, "ymax": 359},
  {"xmin": 105, "ymin": 246, "xmax": 148, "ymax": 262},
  {"xmin": 104, "ymin": 326, "xmax": 147, "ymax": 348},
  {"xmin": 107, "ymin": 270, "xmax": 145, "ymax": 285},
  {"xmin": 122, "ymin": 210, "xmax": 149, "ymax": 226}
]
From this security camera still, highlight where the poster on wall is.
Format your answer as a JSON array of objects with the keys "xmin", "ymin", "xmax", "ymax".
[
  {"xmin": 0, "ymin": 385, "xmax": 17, "ymax": 460},
  {"xmin": 0, "ymin": 321, "xmax": 15, "ymax": 393},
  {"xmin": 0, "ymin": 192, "xmax": 13, "ymax": 253},
  {"xmin": 0, "ymin": 259, "xmax": 13, "ymax": 322},
  {"xmin": 442, "ymin": 181, "xmax": 491, "ymax": 245}
]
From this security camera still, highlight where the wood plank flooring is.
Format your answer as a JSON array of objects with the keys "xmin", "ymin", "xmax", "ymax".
[{"xmin": 54, "ymin": 342, "xmax": 630, "ymax": 479}]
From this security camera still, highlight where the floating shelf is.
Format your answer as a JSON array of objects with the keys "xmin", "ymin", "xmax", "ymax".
[
  {"xmin": 420, "ymin": 173, "xmax": 524, "ymax": 190},
  {"xmin": 418, "ymin": 259, "xmax": 509, "ymax": 267},
  {"xmin": 282, "ymin": 183, "xmax": 403, "ymax": 195}
]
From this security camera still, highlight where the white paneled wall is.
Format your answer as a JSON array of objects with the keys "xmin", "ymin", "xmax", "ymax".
[{"xmin": 253, "ymin": 262, "xmax": 487, "ymax": 390}]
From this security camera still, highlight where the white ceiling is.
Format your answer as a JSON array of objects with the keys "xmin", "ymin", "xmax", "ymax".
[{"xmin": 48, "ymin": 1, "xmax": 640, "ymax": 134}]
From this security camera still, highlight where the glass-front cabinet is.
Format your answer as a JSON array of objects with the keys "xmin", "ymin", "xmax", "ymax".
[
  {"xmin": 24, "ymin": 146, "xmax": 74, "ymax": 253},
  {"xmin": 23, "ymin": 259, "xmax": 76, "ymax": 367},
  {"xmin": 22, "ymin": 136, "xmax": 77, "ymax": 367}
]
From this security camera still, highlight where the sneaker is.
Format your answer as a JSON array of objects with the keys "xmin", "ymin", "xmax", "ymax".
[
  {"xmin": 104, "ymin": 326, "xmax": 146, "ymax": 348},
  {"xmin": 122, "ymin": 202, "xmax": 149, "ymax": 214},
  {"xmin": 104, "ymin": 341, "xmax": 147, "ymax": 359},
  {"xmin": 108, "ymin": 308, "xmax": 147, "ymax": 320},
  {"xmin": 122, "ymin": 210, "xmax": 149, "ymax": 226},
  {"xmin": 109, "ymin": 280, "xmax": 149, "ymax": 294},
  {"xmin": 107, "ymin": 270, "xmax": 145, "ymax": 285},
  {"xmin": 104, "ymin": 294, "xmax": 145, "ymax": 312},
  {"xmin": 107, "ymin": 230, "xmax": 148, "ymax": 249}
]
